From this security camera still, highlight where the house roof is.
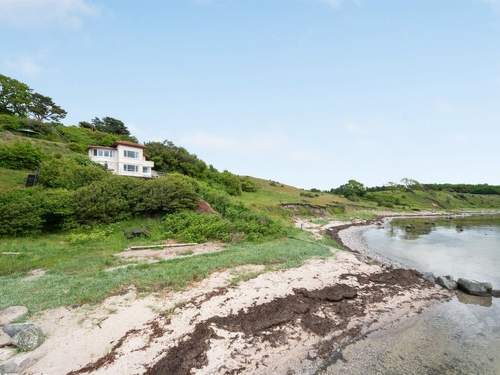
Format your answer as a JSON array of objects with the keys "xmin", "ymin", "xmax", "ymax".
[
  {"xmin": 87, "ymin": 145, "xmax": 116, "ymax": 150},
  {"xmin": 112, "ymin": 140, "xmax": 146, "ymax": 149}
]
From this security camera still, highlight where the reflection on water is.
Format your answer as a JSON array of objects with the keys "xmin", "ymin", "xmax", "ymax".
[
  {"xmin": 363, "ymin": 215, "xmax": 500, "ymax": 286},
  {"xmin": 322, "ymin": 215, "xmax": 500, "ymax": 375}
]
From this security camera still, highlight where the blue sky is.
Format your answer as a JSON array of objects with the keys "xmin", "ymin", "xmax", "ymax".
[{"xmin": 1, "ymin": 0, "xmax": 500, "ymax": 189}]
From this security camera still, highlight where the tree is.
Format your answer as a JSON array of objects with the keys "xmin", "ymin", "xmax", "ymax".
[
  {"xmin": 0, "ymin": 74, "xmax": 67, "ymax": 122},
  {"xmin": 334, "ymin": 179, "xmax": 366, "ymax": 199},
  {"xmin": 28, "ymin": 93, "xmax": 67, "ymax": 122},
  {"xmin": 78, "ymin": 121, "xmax": 95, "ymax": 131},
  {"xmin": 91, "ymin": 116, "xmax": 130, "ymax": 135},
  {"xmin": 0, "ymin": 74, "xmax": 32, "ymax": 117}
]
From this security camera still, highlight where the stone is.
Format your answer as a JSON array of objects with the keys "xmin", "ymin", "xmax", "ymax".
[
  {"xmin": 422, "ymin": 272, "xmax": 435, "ymax": 283},
  {"xmin": 2, "ymin": 323, "xmax": 35, "ymax": 338},
  {"xmin": 457, "ymin": 278, "xmax": 492, "ymax": 297},
  {"xmin": 436, "ymin": 275, "xmax": 457, "ymax": 290},
  {"xmin": 12, "ymin": 326, "xmax": 44, "ymax": 351},
  {"xmin": 491, "ymin": 289, "xmax": 500, "ymax": 298},
  {"xmin": 0, "ymin": 331, "xmax": 11, "ymax": 348},
  {"xmin": 0, "ymin": 306, "xmax": 28, "ymax": 326},
  {"xmin": 0, "ymin": 354, "xmax": 38, "ymax": 374},
  {"xmin": 0, "ymin": 347, "xmax": 17, "ymax": 362},
  {"xmin": 124, "ymin": 228, "xmax": 150, "ymax": 239}
]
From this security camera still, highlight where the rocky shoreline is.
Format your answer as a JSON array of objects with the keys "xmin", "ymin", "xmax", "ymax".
[{"xmin": 332, "ymin": 214, "xmax": 500, "ymax": 299}]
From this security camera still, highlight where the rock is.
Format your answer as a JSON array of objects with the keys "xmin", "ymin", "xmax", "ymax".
[
  {"xmin": 457, "ymin": 278, "xmax": 492, "ymax": 297},
  {"xmin": 0, "ymin": 353, "xmax": 38, "ymax": 374},
  {"xmin": 124, "ymin": 228, "xmax": 150, "ymax": 239},
  {"xmin": 436, "ymin": 275, "xmax": 457, "ymax": 290},
  {"xmin": 0, "ymin": 306, "xmax": 28, "ymax": 326},
  {"xmin": 197, "ymin": 199, "xmax": 217, "ymax": 214},
  {"xmin": 0, "ymin": 331, "xmax": 11, "ymax": 348},
  {"xmin": 422, "ymin": 272, "xmax": 435, "ymax": 283},
  {"xmin": 0, "ymin": 347, "xmax": 17, "ymax": 362},
  {"xmin": 2, "ymin": 323, "xmax": 35, "ymax": 338},
  {"xmin": 491, "ymin": 289, "xmax": 500, "ymax": 298},
  {"xmin": 12, "ymin": 326, "xmax": 44, "ymax": 351}
]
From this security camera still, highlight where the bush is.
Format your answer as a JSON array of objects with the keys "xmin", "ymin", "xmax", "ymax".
[
  {"xmin": 0, "ymin": 188, "xmax": 74, "ymax": 236},
  {"xmin": 218, "ymin": 171, "xmax": 242, "ymax": 196},
  {"xmin": 0, "ymin": 114, "xmax": 22, "ymax": 131},
  {"xmin": 241, "ymin": 177, "xmax": 258, "ymax": 192},
  {"xmin": 0, "ymin": 141, "xmax": 43, "ymax": 169},
  {"xmin": 74, "ymin": 174, "xmax": 199, "ymax": 225},
  {"xmin": 38, "ymin": 155, "xmax": 109, "ymax": 189},
  {"xmin": 163, "ymin": 212, "xmax": 233, "ymax": 242}
]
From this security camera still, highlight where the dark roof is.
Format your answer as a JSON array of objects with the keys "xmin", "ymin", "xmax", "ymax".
[
  {"xmin": 87, "ymin": 145, "xmax": 116, "ymax": 150},
  {"xmin": 112, "ymin": 141, "xmax": 146, "ymax": 149}
]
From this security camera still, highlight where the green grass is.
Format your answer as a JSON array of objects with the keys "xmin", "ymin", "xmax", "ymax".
[
  {"xmin": 0, "ymin": 232, "xmax": 333, "ymax": 313},
  {"xmin": 0, "ymin": 167, "xmax": 28, "ymax": 192}
]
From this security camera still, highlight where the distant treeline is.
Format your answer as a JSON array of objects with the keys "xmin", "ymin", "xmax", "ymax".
[{"xmin": 366, "ymin": 183, "xmax": 500, "ymax": 196}]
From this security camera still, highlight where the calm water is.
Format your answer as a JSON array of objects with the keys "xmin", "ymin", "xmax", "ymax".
[{"xmin": 323, "ymin": 215, "xmax": 500, "ymax": 375}]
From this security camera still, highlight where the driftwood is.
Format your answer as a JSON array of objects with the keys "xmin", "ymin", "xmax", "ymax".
[{"xmin": 127, "ymin": 243, "xmax": 198, "ymax": 251}]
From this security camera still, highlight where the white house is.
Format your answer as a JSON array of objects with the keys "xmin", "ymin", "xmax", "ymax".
[{"xmin": 88, "ymin": 141, "xmax": 155, "ymax": 178}]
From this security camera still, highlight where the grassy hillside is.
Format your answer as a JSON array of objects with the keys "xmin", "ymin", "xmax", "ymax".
[{"xmin": 2, "ymin": 120, "xmax": 500, "ymax": 314}]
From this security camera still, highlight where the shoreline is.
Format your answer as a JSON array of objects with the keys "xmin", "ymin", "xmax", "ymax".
[{"xmin": 15, "ymin": 215, "xmax": 454, "ymax": 374}]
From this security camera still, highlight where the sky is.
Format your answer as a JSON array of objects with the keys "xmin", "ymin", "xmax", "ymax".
[{"xmin": 1, "ymin": 0, "xmax": 500, "ymax": 189}]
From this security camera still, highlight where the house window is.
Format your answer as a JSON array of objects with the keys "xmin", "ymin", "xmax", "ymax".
[
  {"xmin": 93, "ymin": 149, "xmax": 113, "ymax": 157},
  {"xmin": 123, "ymin": 164, "xmax": 138, "ymax": 172},
  {"xmin": 124, "ymin": 150, "xmax": 139, "ymax": 158},
  {"xmin": 143, "ymin": 166, "xmax": 149, "ymax": 173}
]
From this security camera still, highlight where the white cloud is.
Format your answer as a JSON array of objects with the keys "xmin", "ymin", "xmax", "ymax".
[{"xmin": 0, "ymin": 0, "xmax": 97, "ymax": 29}]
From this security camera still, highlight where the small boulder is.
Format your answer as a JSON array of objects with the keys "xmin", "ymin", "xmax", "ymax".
[
  {"xmin": 12, "ymin": 326, "xmax": 44, "ymax": 351},
  {"xmin": 124, "ymin": 228, "xmax": 150, "ymax": 239},
  {"xmin": 2, "ymin": 323, "xmax": 35, "ymax": 338},
  {"xmin": 0, "ymin": 347, "xmax": 17, "ymax": 362},
  {"xmin": 0, "ymin": 331, "xmax": 11, "ymax": 347},
  {"xmin": 436, "ymin": 275, "xmax": 457, "ymax": 290},
  {"xmin": 457, "ymin": 278, "xmax": 492, "ymax": 297},
  {"xmin": 0, "ymin": 306, "xmax": 28, "ymax": 326},
  {"xmin": 422, "ymin": 272, "xmax": 435, "ymax": 283}
]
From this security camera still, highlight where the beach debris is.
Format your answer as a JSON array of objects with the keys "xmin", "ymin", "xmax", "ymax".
[
  {"xmin": 436, "ymin": 275, "xmax": 457, "ymax": 290},
  {"xmin": 457, "ymin": 278, "xmax": 492, "ymax": 297},
  {"xmin": 0, "ymin": 306, "xmax": 28, "ymax": 326}
]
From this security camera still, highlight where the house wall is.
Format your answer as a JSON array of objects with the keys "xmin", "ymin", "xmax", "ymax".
[{"xmin": 88, "ymin": 145, "xmax": 154, "ymax": 178}]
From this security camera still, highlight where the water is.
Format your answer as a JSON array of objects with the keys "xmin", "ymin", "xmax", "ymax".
[{"xmin": 323, "ymin": 215, "xmax": 500, "ymax": 375}]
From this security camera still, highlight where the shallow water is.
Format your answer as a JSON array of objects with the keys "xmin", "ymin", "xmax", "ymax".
[{"xmin": 323, "ymin": 215, "xmax": 500, "ymax": 375}]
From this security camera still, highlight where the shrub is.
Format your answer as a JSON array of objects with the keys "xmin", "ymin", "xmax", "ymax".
[
  {"xmin": 0, "ymin": 141, "xmax": 43, "ymax": 169},
  {"xmin": 218, "ymin": 171, "xmax": 242, "ymax": 196},
  {"xmin": 0, "ymin": 114, "xmax": 22, "ymax": 131},
  {"xmin": 0, "ymin": 188, "xmax": 74, "ymax": 236},
  {"xmin": 38, "ymin": 155, "xmax": 109, "ymax": 189},
  {"xmin": 74, "ymin": 174, "xmax": 199, "ymax": 225},
  {"xmin": 163, "ymin": 212, "xmax": 233, "ymax": 242},
  {"xmin": 133, "ymin": 174, "xmax": 199, "ymax": 215},
  {"xmin": 240, "ymin": 177, "xmax": 258, "ymax": 192}
]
